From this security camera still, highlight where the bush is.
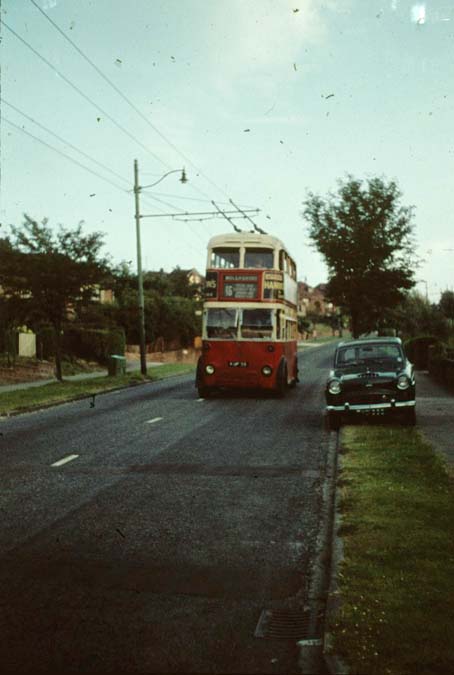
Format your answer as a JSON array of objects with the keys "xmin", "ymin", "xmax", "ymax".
[
  {"xmin": 428, "ymin": 344, "xmax": 454, "ymax": 390},
  {"xmin": 64, "ymin": 326, "xmax": 125, "ymax": 364},
  {"xmin": 36, "ymin": 325, "xmax": 125, "ymax": 364},
  {"xmin": 404, "ymin": 335, "xmax": 441, "ymax": 369}
]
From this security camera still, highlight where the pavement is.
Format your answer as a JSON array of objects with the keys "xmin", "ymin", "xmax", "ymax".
[
  {"xmin": 0, "ymin": 359, "xmax": 163, "ymax": 394},
  {"xmin": 415, "ymin": 370, "xmax": 454, "ymax": 466}
]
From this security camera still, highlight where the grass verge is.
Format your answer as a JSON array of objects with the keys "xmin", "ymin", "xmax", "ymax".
[
  {"xmin": 0, "ymin": 363, "xmax": 195, "ymax": 416},
  {"xmin": 328, "ymin": 425, "xmax": 454, "ymax": 675}
]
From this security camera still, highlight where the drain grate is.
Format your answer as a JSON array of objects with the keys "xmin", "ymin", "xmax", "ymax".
[{"xmin": 254, "ymin": 608, "xmax": 311, "ymax": 640}]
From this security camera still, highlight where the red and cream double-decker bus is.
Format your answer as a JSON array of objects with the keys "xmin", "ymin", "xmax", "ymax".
[{"xmin": 196, "ymin": 232, "xmax": 299, "ymax": 397}]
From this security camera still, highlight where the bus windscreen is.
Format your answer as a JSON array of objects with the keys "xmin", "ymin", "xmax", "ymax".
[
  {"xmin": 240, "ymin": 309, "xmax": 273, "ymax": 339},
  {"xmin": 206, "ymin": 308, "xmax": 237, "ymax": 338}
]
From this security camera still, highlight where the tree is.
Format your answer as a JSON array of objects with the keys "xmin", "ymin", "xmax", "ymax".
[
  {"xmin": 110, "ymin": 264, "xmax": 201, "ymax": 349},
  {"xmin": 439, "ymin": 290, "xmax": 454, "ymax": 328},
  {"xmin": 302, "ymin": 176, "xmax": 417, "ymax": 337},
  {"xmin": 391, "ymin": 291, "xmax": 449, "ymax": 339},
  {"xmin": 0, "ymin": 237, "xmax": 28, "ymax": 364},
  {"xmin": 1, "ymin": 215, "xmax": 110, "ymax": 380}
]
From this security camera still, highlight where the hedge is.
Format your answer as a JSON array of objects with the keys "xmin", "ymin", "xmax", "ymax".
[
  {"xmin": 403, "ymin": 335, "xmax": 442, "ymax": 369},
  {"xmin": 36, "ymin": 325, "xmax": 125, "ymax": 364},
  {"xmin": 428, "ymin": 344, "xmax": 454, "ymax": 389}
]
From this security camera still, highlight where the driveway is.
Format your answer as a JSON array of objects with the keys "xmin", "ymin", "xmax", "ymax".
[{"xmin": 416, "ymin": 371, "xmax": 454, "ymax": 466}]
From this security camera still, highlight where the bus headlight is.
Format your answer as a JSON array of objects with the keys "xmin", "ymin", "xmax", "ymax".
[
  {"xmin": 262, "ymin": 365, "xmax": 273, "ymax": 377},
  {"xmin": 397, "ymin": 374, "xmax": 410, "ymax": 390},
  {"xmin": 205, "ymin": 364, "xmax": 215, "ymax": 375},
  {"xmin": 328, "ymin": 379, "xmax": 342, "ymax": 395}
]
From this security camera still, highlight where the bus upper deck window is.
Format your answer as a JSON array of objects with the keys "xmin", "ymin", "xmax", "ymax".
[
  {"xmin": 210, "ymin": 248, "xmax": 240, "ymax": 269},
  {"xmin": 244, "ymin": 248, "xmax": 274, "ymax": 269}
]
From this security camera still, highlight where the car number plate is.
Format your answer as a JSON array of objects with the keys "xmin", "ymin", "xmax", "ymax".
[{"xmin": 228, "ymin": 361, "xmax": 248, "ymax": 367}]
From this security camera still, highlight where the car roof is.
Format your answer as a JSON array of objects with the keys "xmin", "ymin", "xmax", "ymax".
[{"xmin": 336, "ymin": 337, "xmax": 402, "ymax": 349}]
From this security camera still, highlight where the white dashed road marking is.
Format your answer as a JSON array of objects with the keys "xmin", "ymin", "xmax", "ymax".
[
  {"xmin": 197, "ymin": 398, "xmax": 205, "ymax": 402},
  {"xmin": 146, "ymin": 417, "xmax": 163, "ymax": 424},
  {"xmin": 51, "ymin": 454, "xmax": 79, "ymax": 467}
]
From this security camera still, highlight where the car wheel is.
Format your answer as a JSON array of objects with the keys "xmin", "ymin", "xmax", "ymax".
[{"xmin": 327, "ymin": 411, "xmax": 341, "ymax": 431}]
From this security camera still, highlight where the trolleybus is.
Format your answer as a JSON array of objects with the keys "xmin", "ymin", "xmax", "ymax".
[{"xmin": 196, "ymin": 232, "xmax": 299, "ymax": 397}]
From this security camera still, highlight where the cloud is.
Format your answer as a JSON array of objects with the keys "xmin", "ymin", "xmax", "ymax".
[{"xmin": 205, "ymin": 0, "xmax": 351, "ymax": 91}]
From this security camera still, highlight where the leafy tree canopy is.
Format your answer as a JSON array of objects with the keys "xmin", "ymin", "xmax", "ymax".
[
  {"xmin": 439, "ymin": 290, "xmax": 454, "ymax": 323},
  {"xmin": 1, "ymin": 215, "xmax": 110, "ymax": 379},
  {"xmin": 302, "ymin": 175, "xmax": 417, "ymax": 337},
  {"xmin": 390, "ymin": 291, "xmax": 449, "ymax": 339}
]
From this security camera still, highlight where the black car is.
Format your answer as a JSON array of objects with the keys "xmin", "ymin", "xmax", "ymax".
[{"xmin": 325, "ymin": 337, "xmax": 416, "ymax": 430}]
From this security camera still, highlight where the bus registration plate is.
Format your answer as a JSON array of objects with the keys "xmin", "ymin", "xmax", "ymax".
[{"xmin": 228, "ymin": 361, "xmax": 248, "ymax": 367}]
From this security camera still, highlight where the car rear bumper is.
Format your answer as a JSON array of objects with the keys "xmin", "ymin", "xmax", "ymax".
[{"xmin": 326, "ymin": 400, "xmax": 416, "ymax": 412}]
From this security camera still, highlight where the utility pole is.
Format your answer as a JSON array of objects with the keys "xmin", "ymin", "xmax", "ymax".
[
  {"xmin": 134, "ymin": 159, "xmax": 147, "ymax": 376},
  {"xmin": 133, "ymin": 161, "xmax": 260, "ymax": 377}
]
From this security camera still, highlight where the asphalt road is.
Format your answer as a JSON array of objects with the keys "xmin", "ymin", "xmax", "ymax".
[{"xmin": 0, "ymin": 343, "xmax": 336, "ymax": 674}]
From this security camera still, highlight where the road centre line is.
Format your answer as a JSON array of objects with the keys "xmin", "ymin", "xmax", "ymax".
[
  {"xmin": 51, "ymin": 454, "xmax": 79, "ymax": 467},
  {"xmin": 146, "ymin": 417, "xmax": 163, "ymax": 424}
]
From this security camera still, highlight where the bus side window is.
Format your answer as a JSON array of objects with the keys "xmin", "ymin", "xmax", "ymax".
[
  {"xmin": 290, "ymin": 260, "xmax": 296, "ymax": 280},
  {"xmin": 278, "ymin": 311, "xmax": 286, "ymax": 339},
  {"xmin": 279, "ymin": 250, "xmax": 285, "ymax": 271}
]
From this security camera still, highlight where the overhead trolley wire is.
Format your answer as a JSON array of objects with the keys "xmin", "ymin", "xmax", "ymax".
[
  {"xmin": 3, "ymin": 117, "xmax": 130, "ymax": 193},
  {"xmin": 27, "ymin": 0, "xmax": 234, "ymax": 203},
  {"xmin": 4, "ymin": 115, "xmax": 206, "ymax": 250},
  {"xmin": 1, "ymin": 20, "xmax": 172, "ymax": 170},
  {"xmin": 2, "ymin": 101, "xmax": 203, "ymax": 224},
  {"xmin": 2, "ymin": 98, "xmax": 131, "ymax": 188},
  {"xmin": 2, "ymin": 114, "xmax": 184, "ymax": 212}
]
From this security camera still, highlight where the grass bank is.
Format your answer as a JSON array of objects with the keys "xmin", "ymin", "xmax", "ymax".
[
  {"xmin": 0, "ymin": 363, "xmax": 195, "ymax": 416},
  {"xmin": 328, "ymin": 425, "xmax": 454, "ymax": 675}
]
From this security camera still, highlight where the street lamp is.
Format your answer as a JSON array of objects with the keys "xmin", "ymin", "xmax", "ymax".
[
  {"xmin": 133, "ymin": 160, "xmax": 187, "ymax": 376},
  {"xmin": 141, "ymin": 168, "xmax": 187, "ymax": 190},
  {"xmin": 416, "ymin": 279, "xmax": 429, "ymax": 301}
]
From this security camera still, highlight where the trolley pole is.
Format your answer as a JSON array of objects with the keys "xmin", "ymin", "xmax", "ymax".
[{"xmin": 133, "ymin": 159, "xmax": 147, "ymax": 376}]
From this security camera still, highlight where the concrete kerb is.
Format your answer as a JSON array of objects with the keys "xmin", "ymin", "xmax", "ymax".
[
  {"xmin": 322, "ymin": 438, "xmax": 350, "ymax": 675},
  {"xmin": 297, "ymin": 431, "xmax": 340, "ymax": 674}
]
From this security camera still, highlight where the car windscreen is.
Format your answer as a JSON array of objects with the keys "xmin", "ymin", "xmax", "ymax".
[{"xmin": 336, "ymin": 343, "xmax": 403, "ymax": 366}]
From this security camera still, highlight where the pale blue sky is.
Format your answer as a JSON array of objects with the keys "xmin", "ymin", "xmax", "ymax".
[{"xmin": 1, "ymin": 0, "xmax": 453, "ymax": 299}]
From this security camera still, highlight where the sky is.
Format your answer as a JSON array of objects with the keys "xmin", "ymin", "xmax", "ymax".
[{"xmin": 1, "ymin": 0, "xmax": 453, "ymax": 300}]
